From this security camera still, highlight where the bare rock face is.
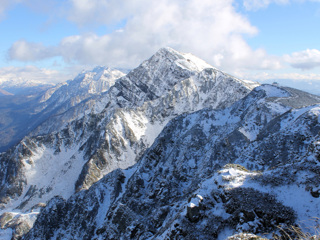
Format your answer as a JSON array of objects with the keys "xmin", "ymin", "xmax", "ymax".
[
  {"xmin": 0, "ymin": 212, "xmax": 15, "ymax": 228},
  {"xmin": 0, "ymin": 211, "xmax": 39, "ymax": 239}
]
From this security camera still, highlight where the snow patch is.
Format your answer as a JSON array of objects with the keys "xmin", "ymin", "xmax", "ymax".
[
  {"xmin": 239, "ymin": 127, "xmax": 258, "ymax": 141},
  {"xmin": 281, "ymin": 105, "xmax": 317, "ymax": 130},
  {"xmin": 258, "ymin": 85, "xmax": 291, "ymax": 98},
  {"xmin": 219, "ymin": 167, "xmax": 259, "ymax": 189},
  {"xmin": 14, "ymin": 145, "xmax": 86, "ymax": 211},
  {"xmin": 95, "ymin": 191, "xmax": 110, "ymax": 227},
  {"xmin": 180, "ymin": 53, "xmax": 214, "ymax": 71},
  {"xmin": 188, "ymin": 194, "xmax": 203, "ymax": 208}
]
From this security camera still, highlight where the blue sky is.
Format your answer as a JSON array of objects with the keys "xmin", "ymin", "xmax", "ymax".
[
  {"xmin": 243, "ymin": 2, "xmax": 320, "ymax": 55},
  {"xmin": 0, "ymin": 0, "xmax": 320, "ymax": 93}
]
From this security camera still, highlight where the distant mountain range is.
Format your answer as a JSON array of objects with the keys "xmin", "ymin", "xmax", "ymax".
[
  {"xmin": 0, "ymin": 79, "xmax": 54, "ymax": 96},
  {"xmin": 0, "ymin": 48, "xmax": 320, "ymax": 239},
  {"xmin": 0, "ymin": 67, "xmax": 125, "ymax": 153}
]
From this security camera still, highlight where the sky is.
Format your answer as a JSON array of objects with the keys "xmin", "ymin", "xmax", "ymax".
[{"xmin": 0, "ymin": 0, "xmax": 320, "ymax": 93}]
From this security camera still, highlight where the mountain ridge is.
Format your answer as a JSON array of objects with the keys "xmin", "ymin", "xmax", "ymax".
[
  {"xmin": 0, "ymin": 67, "xmax": 126, "ymax": 153},
  {"xmin": 0, "ymin": 48, "xmax": 319, "ymax": 239},
  {"xmin": 23, "ymin": 84, "xmax": 320, "ymax": 239},
  {"xmin": 0, "ymin": 49, "xmax": 257, "ymax": 236}
]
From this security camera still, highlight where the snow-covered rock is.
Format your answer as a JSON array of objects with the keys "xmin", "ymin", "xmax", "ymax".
[
  {"xmin": 0, "ymin": 48, "xmax": 257, "ymax": 218},
  {"xmin": 2, "ymin": 48, "xmax": 320, "ymax": 239},
  {"xmin": 23, "ymin": 82, "xmax": 320, "ymax": 239}
]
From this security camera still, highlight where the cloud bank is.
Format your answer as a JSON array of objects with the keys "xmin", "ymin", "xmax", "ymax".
[
  {"xmin": 243, "ymin": 0, "xmax": 320, "ymax": 10},
  {"xmin": 4, "ymin": 0, "xmax": 320, "ymax": 86},
  {"xmin": 284, "ymin": 49, "xmax": 320, "ymax": 70},
  {"xmin": 7, "ymin": 0, "xmax": 282, "ymax": 72},
  {"xmin": 0, "ymin": 0, "xmax": 22, "ymax": 20},
  {"xmin": 0, "ymin": 65, "xmax": 73, "ymax": 85}
]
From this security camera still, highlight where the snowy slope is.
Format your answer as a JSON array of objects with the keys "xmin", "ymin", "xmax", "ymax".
[
  {"xmin": 0, "ymin": 47, "xmax": 257, "ymax": 207},
  {"xmin": 30, "ymin": 67, "xmax": 126, "ymax": 131},
  {"xmin": 38, "ymin": 67, "xmax": 124, "ymax": 109},
  {"xmin": 6, "ymin": 48, "xmax": 320, "ymax": 239},
  {"xmin": 23, "ymin": 84, "xmax": 320, "ymax": 240},
  {"xmin": 0, "ymin": 48, "xmax": 260, "ymax": 239}
]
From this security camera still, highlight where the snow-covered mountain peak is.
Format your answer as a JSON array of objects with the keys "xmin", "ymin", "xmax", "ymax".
[
  {"xmin": 92, "ymin": 66, "xmax": 109, "ymax": 73},
  {"xmin": 3, "ymin": 48, "xmax": 320, "ymax": 239},
  {"xmin": 152, "ymin": 47, "xmax": 214, "ymax": 72},
  {"xmin": 73, "ymin": 66, "xmax": 124, "ymax": 85},
  {"xmin": 0, "ymin": 48, "xmax": 258, "ymax": 212},
  {"xmin": 155, "ymin": 47, "xmax": 183, "ymax": 58},
  {"xmin": 40, "ymin": 67, "xmax": 125, "ymax": 103},
  {"xmin": 146, "ymin": 48, "xmax": 259, "ymax": 92},
  {"xmin": 119, "ymin": 47, "xmax": 247, "ymax": 106}
]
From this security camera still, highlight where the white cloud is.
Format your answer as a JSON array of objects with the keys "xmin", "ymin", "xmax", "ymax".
[
  {"xmin": 8, "ymin": 40, "xmax": 56, "ymax": 61},
  {"xmin": 234, "ymin": 69, "xmax": 320, "ymax": 94},
  {"xmin": 284, "ymin": 49, "xmax": 320, "ymax": 70},
  {"xmin": 243, "ymin": 0, "xmax": 289, "ymax": 10},
  {"xmin": 243, "ymin": 71, "xmax": 320, "ymax": 80},
  {"xmin": 244, "ymin": 71, "xmax": 320, "ymax": 95},
  {"xmin": 7, "ymin": 0, "xmax": 283, "ymax": 72},
  {"xmin": 243, "ymin": 0, "xmax": 320, "ymax": 10},
  {"xmin": 67, "ymin": 0, "xmax": 136, "ymax": 26},
  {"xmin": 0, "ymin": 66, "xmax": 73, "ymax": 85},
  {"xmin": 0, "ymin": 0, "xmax": 22, "ymax": 20}
]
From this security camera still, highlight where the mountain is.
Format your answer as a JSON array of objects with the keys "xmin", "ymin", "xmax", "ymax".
[
  {"xmin": 1, "ymin": 47, "xmax": 319, "ymax": 239},
  {"xmin": 24, "ymin": 84, "xmax": 320, "ymax": 240},
  {"xmin": 36, "ymin": 66, "xmax": 125, "ymax": 115},
  {"xmin": 0, "ymin": 67, "xmax": 125, "ymax": 153},
  {"xmin": 260, "ymin": 78, "xmax": 320, "ymax": 96},
  {"xmin": 0, "ymin": 48, "xmax": 258, "ymax": 239},
  {"xmin": 0, "ymin": 79, "xmax": 54, "ymax": 96}
]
